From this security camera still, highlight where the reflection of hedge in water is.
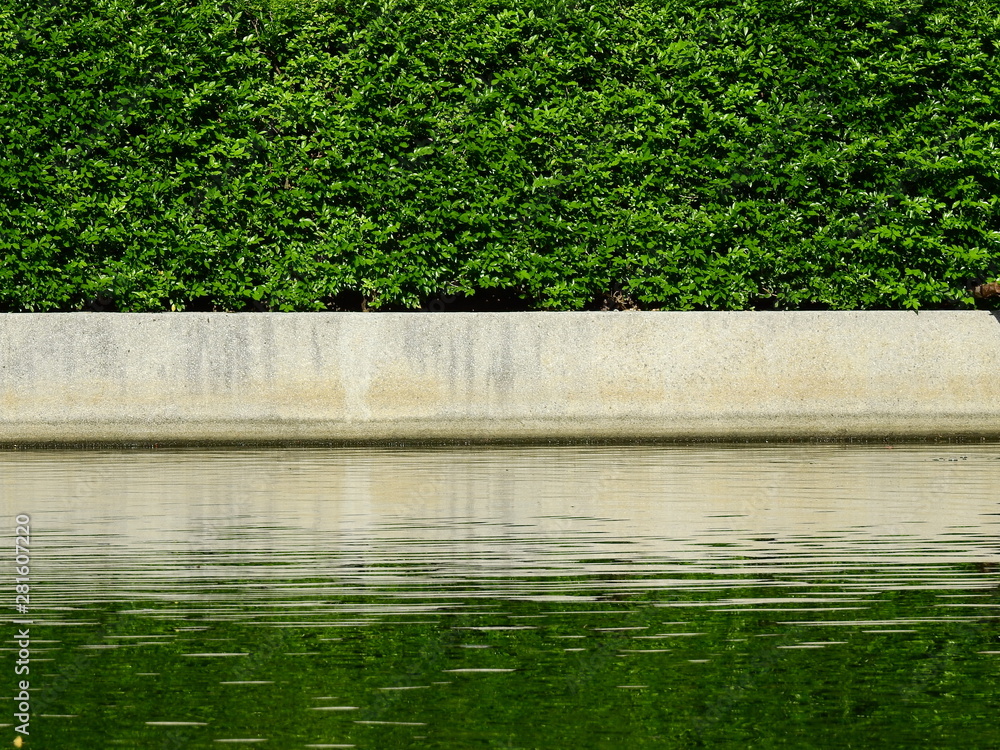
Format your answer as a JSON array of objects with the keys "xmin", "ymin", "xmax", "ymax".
[
  {"xmin": 2, "ymin": 0, "xmax": 999, "ymax": 312},
  {"xmin": 32, "ymin": 590, "xmax": 1000, "ymax": 747}
]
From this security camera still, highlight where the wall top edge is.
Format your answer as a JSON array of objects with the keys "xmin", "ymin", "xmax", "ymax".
[{"xmin": 1, "ymin": 310, "xmax": 997, "ymax": 319}]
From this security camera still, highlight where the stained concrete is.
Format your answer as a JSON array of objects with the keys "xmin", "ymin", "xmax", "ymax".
[{"xmin": 1, "ymin": 311, "xmax": 998, "ymax": 443}]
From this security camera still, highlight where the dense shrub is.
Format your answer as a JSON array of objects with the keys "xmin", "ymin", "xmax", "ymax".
[{"xmin": 1, "ymin": 0, "xmax": 998, "ymax": 311}]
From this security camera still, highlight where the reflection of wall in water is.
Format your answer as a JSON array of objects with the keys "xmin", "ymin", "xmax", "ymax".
[{"xmin": 2, "ymin": 446, "xmax": 996, "ymax": 565}]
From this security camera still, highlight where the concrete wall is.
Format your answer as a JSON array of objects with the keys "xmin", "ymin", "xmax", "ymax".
[{"xmin": 1, "ymin": 311, "xmax": 998, "ymax": 443}]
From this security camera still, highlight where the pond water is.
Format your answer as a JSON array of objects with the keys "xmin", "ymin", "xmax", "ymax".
[{"xmin": 2, "ymin": 444, "xmax": 999, "ymax": 748}]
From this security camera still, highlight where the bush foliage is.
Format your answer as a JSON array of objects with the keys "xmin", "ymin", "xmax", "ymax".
[{"xmin": 2, "ymin": 0, "xmax": 999, "ymax": 311}]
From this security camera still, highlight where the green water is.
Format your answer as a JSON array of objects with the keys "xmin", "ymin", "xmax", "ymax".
[{"xmin": 3, "ymin": 445, "xmax": 999, "ymax": 748}]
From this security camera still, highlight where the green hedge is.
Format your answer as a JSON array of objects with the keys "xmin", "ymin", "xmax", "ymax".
[{"xmin": 2, "ymin": 0, "xmax": 998, "ymax": 311}]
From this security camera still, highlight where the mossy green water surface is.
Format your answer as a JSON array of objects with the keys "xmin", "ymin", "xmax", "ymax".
[{"xmin": 4, "ymin": 445, "xmax": 999, "ymax": 747}]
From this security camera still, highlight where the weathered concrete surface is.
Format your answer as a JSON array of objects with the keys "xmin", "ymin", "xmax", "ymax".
[{"xmin": 1, "ymin": 311, "xmax": 998, "ymax": 443}]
